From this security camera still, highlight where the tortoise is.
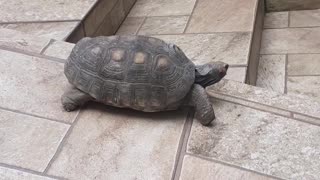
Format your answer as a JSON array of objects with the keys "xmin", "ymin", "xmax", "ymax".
[{"xmin": 62, "ymin": 36, "xmax": 228, "ymax": 126}]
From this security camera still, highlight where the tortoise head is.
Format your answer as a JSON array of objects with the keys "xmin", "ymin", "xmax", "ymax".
[{"xmin": 195, "ymin": 61, "xmax": 229, "ymax": 88}]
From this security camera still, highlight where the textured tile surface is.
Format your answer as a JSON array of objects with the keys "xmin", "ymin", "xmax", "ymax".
[
  {"xmin": 47, "ymin": 105, "xmax": 186, "ymax": 179},
  {"xmin": 266, "ymin": 0, "xmax": 320, "ymax": 11},
  {"xmin": 153, "ymin": 32, "xmax": 251, "ymax": 65},
  {"xmin": 261, "ymin": 28, "xmax": 320, "ymax": 54},
  {"xmin": 0, "ymin": 28, "xmax": 50, "ymax": 53},
  {"xmin": 207, "ymin": 79, "xmax": 320, "ymax": 119},
  {"xmin": 186, "ymin": 0, "xmax": 257, "ymax": 33},
  {"xmin": 224, "ymin": 67, "xmax": 247, "ymax": 83},
  {"xmin": 43, "ymin": 41, "xmax": 74, "ymax": 60},
  {"xmin": 128, "ymin": 0, "xmax": 196, "ymax": 17},
  {"xmin": 0, "ymin": 0, "xmax": 96, "ymax": 22},
  {"xmin": 116, "ymin": 17, "xmax": 145, "ymax": 35},
  {"xmin": 264, "ymin": 12, "xmax": 289, "ymax": 28},
  {"xmin": 0, "ymin": 50, "xmax": 77, "ymax": 123},
  {"xmin": 0, "ymin": 166, "xmax": 55, "ymax": 180},
  {"xmin": 287, "ymin": 76, "xmax": 320, "ymax": 101},
  {"xmin": 180, "ymin": 156, "xmax": 275, "ymax": 180},
  {"xmin": 256, "ymin": 55, "xmax": 286, "ymax": 93},
  {"xmin": 0, "ymin": 22, "xmax": 78, "ymax": 40},
  {"xmin": 188, "ymin": 100, "xmax": 320, "ymax": 179},
  {"xmin": 288, "ymin": 54, "xmax": 320, "ymax": 75},
  {"xmin": 0, "ymin": 109, "xmax": 69, "ymax": 171},
  {"xmin": 290, "ymin": 9, "xmax": 320, "ymax": 27},
  {"xmin": 138, "ymin": 16, "xmax": 188, "ymax": 35}
]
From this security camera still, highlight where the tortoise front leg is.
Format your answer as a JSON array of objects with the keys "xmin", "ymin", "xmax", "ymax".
[
  {"xmin": 61, "ymin": 85, "xmax": 93, "ymax": 111},
  {"xmin": 187, "ymin": 84, "xmax": 215, "ymax": 126}
]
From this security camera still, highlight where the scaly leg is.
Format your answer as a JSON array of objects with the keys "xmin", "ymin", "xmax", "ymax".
[{"xmin": 61, "ymin": 85, "xmax": 93, "ymax": 111}]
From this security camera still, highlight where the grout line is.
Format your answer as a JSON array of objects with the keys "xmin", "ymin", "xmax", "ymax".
[
  {"xmin": 0, "ymin": 45, "xmax": 66, "ymax": 63},
  {"xmin": 261, "ymin": 52, "xmax": 320, "ymax": 55},
  {"xmin": 43, "ymin": 109, "xmax": 82, "ymax": 174},
  {"xmin": 288, "ymin": 74, "xmax": 320, "ymax": 77},
  {"xmin": 264, "ymin": 25, "xmax": 320, "ymax": 30},
  {"xmin": 172, "ymin": 108, "xmax": 194, "ymax": 180},
  {"xmin": 182, "ymin": 0, "xmax": 198, "ymax": 33},
  {"xmin": 40, "ymin": 39, "xmax": 55, "ymax": 55},
  {"xmin": 228, "ymin": 64, "xmax": 248, "ymax": 68},
  {"xmin": 0, "ymin": 19, "xmax": 81, "ymax": 25},
  {"xmin": 129, "ymin": 14, "xmax": 193, "ymax": 19},
  {"xmin": 284, "ymin": 54, "xmax": 288, "ymax": 94},
  {"xmin": 288, "ymin": 11, "xmax": 291, "ymax": 27},
  {"xmin": 0, "ymin": 105, "xmax": 72, "ymax": 125},
  {"xmin": 135, "ymin": 17, "xmax": 147, "ymax": 35},
  {"xmin": 0, "ymin": 163, "xmax": 67, "ymax": 180},
  {"xmin": 184, "ymin": 153, "xmax": 286, "ymax": 180},
  {"xmin": 147, "ymin": 31, "xmax": 252, "ymax": 36}
]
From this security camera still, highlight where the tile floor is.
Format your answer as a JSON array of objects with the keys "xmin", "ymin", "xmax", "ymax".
[{"xmin": 258, "ymin": 9, "xmax": 320, "ymax": 101}]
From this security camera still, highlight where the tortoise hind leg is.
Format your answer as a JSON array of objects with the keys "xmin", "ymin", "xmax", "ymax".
[
  {"xmin": 187, "ymin": 84, "xmax": 215, "ymax": 126},
  {"xmin": 61, "ymin": 86, "xmax": 93, "ymax": 111}
]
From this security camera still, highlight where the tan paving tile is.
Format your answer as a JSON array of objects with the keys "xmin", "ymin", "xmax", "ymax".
[
  {"xmin": 180, "ymin": 155, "xmax": 275, "ymax": 180},
  {"xmin": 186, "ymin": 0, "xmax": 257, "ymax": 33},
  {"xmin": 0, "ymin": 109, "xmax": 69, "ymax": 172},
  {"xmin": 0, "ymin": 166, "xmax": 55, "ymax": 180},
  {"xmin": 224, "ymin": 67, "xmax": 247, "ymax": 83},
  {"xmin": 290, "ymin": 9, "xmax": 320, "ymax": 27},
  {"xmin": 256, "ymin": 55, "xmax": 286, "ymax": 93},
  {"xmin": 47, "ymin": 104, "xmax": 186, "ymax": 179},
  {"xmin": 288, "ymin": 54, "xmax": 320, "ymax": 76},
  {"xmin": 0, "ymin": 49, "xmax": 78, "ymax": 123},
  {"xmin": 0, "ymin": 21, "xmax": 78, "ymax": 40},
  {"xmin": 153, "ymin": 32, "xmax": 251, "ymax": 65},
  {"xmin": 264, "ymin": 12, "xmax": 289, "ymax": 28},
  {"xmin": 207, "ymin": 79, "xmax": 320, "ymax": 120},
  {"xmin": 116, "ymin": 17, "xmax": 145, "ymax": 35},
  {"xmin": 266, "ymin": 0, "xmax": 320, "ymax": 12},
  {"xmin": 0, "ymin": 28, "xmax": 50, "ymax": 53},
  {"xmin": 260, "ymin": 28, "xmax": 320, "ymax": 54},
  {"xmin": 287, "ymin": 76, "xmax": 320, "ymax": 101},
  {"xmin": 138, "ymin": 16, "xmax": 188, "ymax": 35},
  {"xmin": 187, "ymin": 100, "xmax": 320, "ymax": 179},
  {"xmin": 128, "ymin": 0, "xmax": 196, "ymax": 17},
  {"xmin": 0, "ymin": 0, "xmax": 96, "ymax": 22},
  {"xmin": 43, "ymin": 41, "xmax": 74, "ymax": 60}
]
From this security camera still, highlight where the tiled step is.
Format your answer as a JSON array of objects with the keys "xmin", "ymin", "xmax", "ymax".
[
  {"xmin": 258, "ymin": 9, "xmax": 320, "ymax": 101},
  {"xmin": 1, "ymin": 29, "xmax": 320, "ymax": 179}
]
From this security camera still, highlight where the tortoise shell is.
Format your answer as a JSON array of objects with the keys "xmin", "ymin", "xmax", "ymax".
[{"xmin": 64, "ymin": 36, "xmax": 196, "ymax": 112}]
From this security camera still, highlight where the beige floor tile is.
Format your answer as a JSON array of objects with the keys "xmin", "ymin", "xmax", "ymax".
[
  {"xmin": 288, "ymin": 54, "xmax": 320, "ymax": 75},
  {"xmin": 0, "ymin": 49, "xmax": 78, "ymax": 123},
  {"xmin": 261, "ymin": 28, "xmax": 320, "ymax": 54},
  {"xmin": 0, "ymin": 0, "xmax": 96, "ymax": 22},
  {"xmin": 186, "ymin": 0, "xmax": 257, "ymax": 33},
  {"xmin": 224, "ymin": 67, "xmax": 247, "ymax": 83},
  {"xmin": 47, "ymin": 104, "xmax": 186, "ymax": 179},
  {"xmin": 187, "ymin": 100, "xmax": 320, "ymax": 179},
  {"xmin": 116, "ymin": 17, "xmax": 145, "ymax": 35},
  {"xmin": 256, "ymin": 55, "xmax": 286, "ymax": 93},
  {"xmin": 0, "ymin": 22, "xmax": 78, "ymax": 40},
  {"xmin": 43, "ymin": 41, "xmax": 75, "ymax": 60},
  {"xmin": 0, "ymin": 110, "xmax": 69, "ymax": 172},
  {"xmin": 0, "ymin": 28, "xmax": 50, "ymax": 53},
  {"xmin": 264, "ymin": 12, "xmax": 289, "ymax": 28},
  {"xmin": 0, "ymin": 166, "xmax": 55, "ymax": 180},
  {"xmin": 290, "ymin": 9, "xmax": 320, "ymax": 27},
  {"xmin": 128, "ymin": 0, "xmax": 196, "ymax": 17},
  {"xmin": 180, "ymin": 155, "xmax": 275, "ymax": 180},
  {"xmin": 138, "ymin": 16, "xmax": 188, "ymax": 35},
  {"xmin": 153, "ymin": 32, "xmax": 251, "ymax": 65},
  {"xmin": 287, "ymin": 76, "xmax": 320, "ymax": 101}
]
